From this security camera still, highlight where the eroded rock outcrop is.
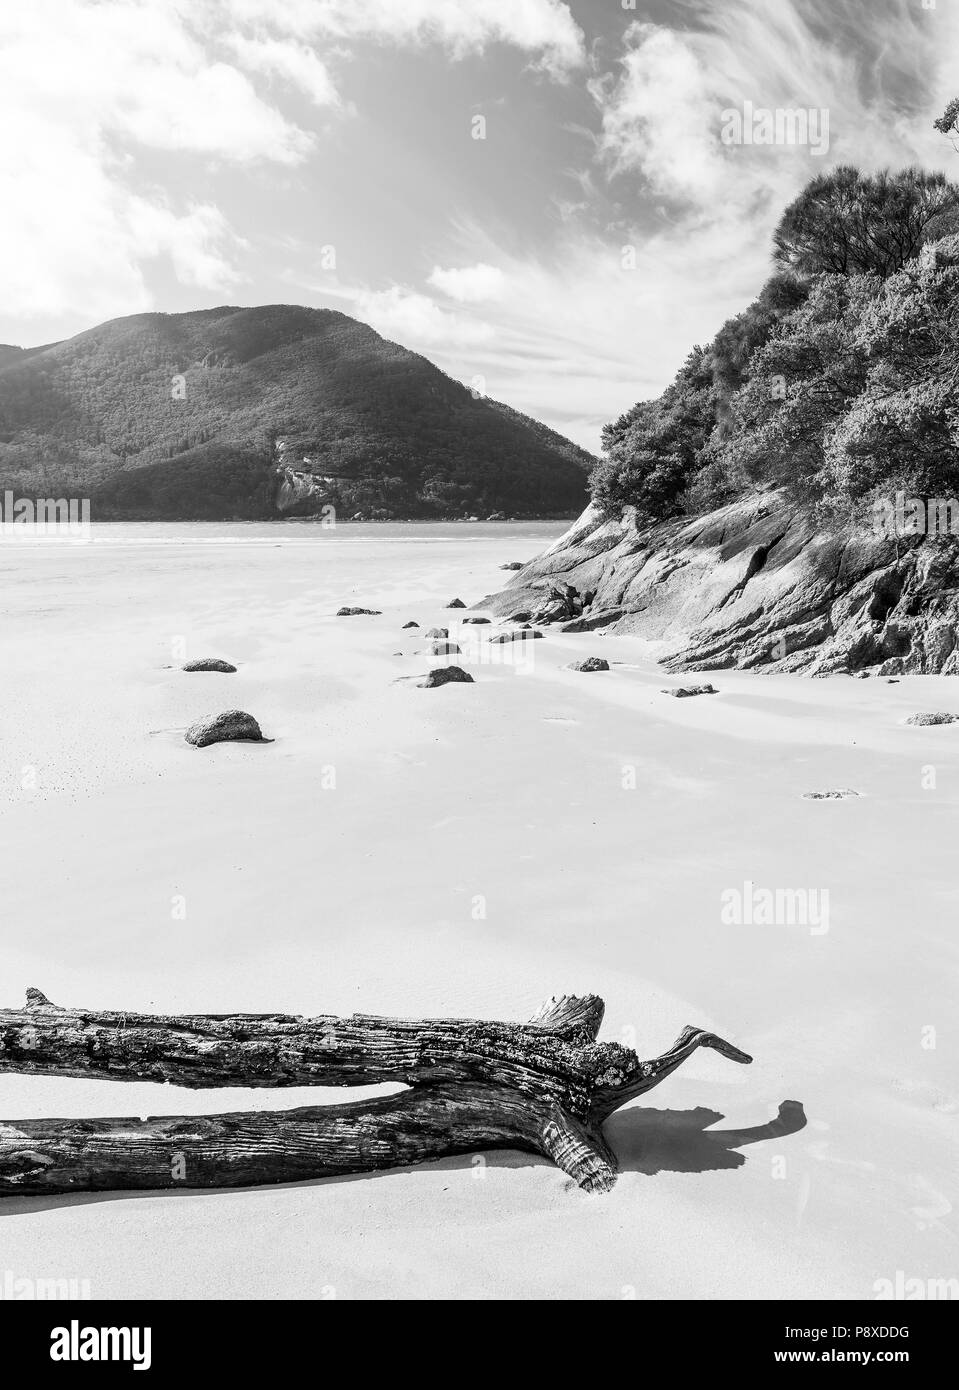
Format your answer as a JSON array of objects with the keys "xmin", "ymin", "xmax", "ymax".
[{"xmin": 479, "ymin": 491, "xmax": 959, "ymax": 675}]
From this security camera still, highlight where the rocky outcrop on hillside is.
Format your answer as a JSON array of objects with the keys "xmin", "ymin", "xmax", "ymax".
[
  {"xmin": 273, "ymin": 463, "xmax": 335, "ymax": 515},
  {"xmin": 479, "ymin": 490, "xmax": 959, "ymax": 674}
]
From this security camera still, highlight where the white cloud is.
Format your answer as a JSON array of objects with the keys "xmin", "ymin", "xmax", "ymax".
[
  {"xmin": 0, "ymin": 0, "xmax": 315, "ymax": 326},
  {"xmin": 224, "ymin": 0, "xmax": 586, "ymax": 78},
  {"xmin": 126, "ymin": 201, "xmax": 244, "ymax": 292},
  {"xmin": 226, "ymin": 36, "xmax": 340, "ymax": 108},
  {"xmin": 339, "ymin": 286, "xmax": 495, "ymax": 348},
  {"xmin": 0, "ymin": 0, "xmax": 588, "ymax": 331},
  {"xmin": 428, "ymin": 263, "xmax": 507, "ymax": 303},
  {"xmin": 591, "ymin": 25, "xmax": 726, "ymax": 201}
]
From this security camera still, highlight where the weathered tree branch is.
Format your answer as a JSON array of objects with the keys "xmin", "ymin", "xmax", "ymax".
[{"xmin": 0, "ymin": 990, "xmax": 751, "ymax": 1195}]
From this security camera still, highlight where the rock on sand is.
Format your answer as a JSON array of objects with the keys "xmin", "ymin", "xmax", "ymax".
[
  {"xmin": 185, "ymin": 710, "xmax": 271, "ymax": 747},
  {"xmin": 183, "ymin": 658, "xmax": 237, "ymax": 673},
  {"xmin": 417, "ymin": 666, "xmax": 474, "ymax": 688}
]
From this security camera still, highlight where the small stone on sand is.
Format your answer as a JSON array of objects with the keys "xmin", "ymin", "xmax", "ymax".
[
  {"xmin": 802, "ymin": 789, "xmax": 862, "ymax": 800},
  {"xmin": 418, "ymin": 666, "xmax": 474, "ymax": 688},
  {"xmin": 663, "ymin": 684, "xmax": 718, "ymax": 698},
  {"xmin": 905, "ymin": 712, "xmax": 958, "ymax": 726},
  {"xmin": 337, "ymin": 606, "xmax": 382, "ymax": 616},
  {"xmin": 185, "ymin": 710, "xmax": 270, "ymax": 747},
  {"xmin": 182, "ymin": 658, "xmax": 236, "ymax": 673},
  {"xmin": 567, "ymin": 657, "xmax": 609, "ymax": 672}
]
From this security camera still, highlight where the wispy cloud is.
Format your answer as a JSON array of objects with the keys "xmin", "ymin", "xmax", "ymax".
[
  {"xmin": 225, "ymin": 35, "xmax": 341, "ymax": 108},
  {"xmin": 428, "ymin": 264, "xmax": 507, "ymax": 303},
  {"xmin": 221, "ymin": 0, "xmax": 587, "ymax": 79}
]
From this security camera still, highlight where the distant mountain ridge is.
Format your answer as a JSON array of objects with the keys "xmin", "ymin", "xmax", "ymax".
[{"xmin": 0, "ymin": 305, "xmax": 593, "ymax": 520}]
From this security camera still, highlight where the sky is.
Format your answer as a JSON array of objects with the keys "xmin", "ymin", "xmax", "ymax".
[{"xmin": 0, "ymin": 0, "xmax": 957, "ymax": 452}]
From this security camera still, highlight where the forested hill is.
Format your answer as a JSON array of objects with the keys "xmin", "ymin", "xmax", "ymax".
[
  {"xmin": 0, "ymin": 305, "xmax": 594, "ymax": 519},
  {"xmin": 591, "ymin": 162, "xmax": 959, "ymax": 529}
]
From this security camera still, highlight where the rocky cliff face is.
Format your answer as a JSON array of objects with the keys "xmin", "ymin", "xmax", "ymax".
[
  {"xmin": 480, "ymin": 490, "xmax": 959, "ymax": 675},
  {"xmin": 272, "ymin": 465, "xmax": 336, "ymax": 515}
]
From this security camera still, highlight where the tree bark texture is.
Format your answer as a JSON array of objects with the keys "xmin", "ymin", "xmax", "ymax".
[{"xmin": 0, "ymin": 989, "xmax": 751, "ymax": 1195}]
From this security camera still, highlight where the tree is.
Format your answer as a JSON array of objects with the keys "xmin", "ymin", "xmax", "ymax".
[
  {"xmin": 773, "ymin": 166, "xmax": 959, "ymax": 279},
  {"xmin": 714, "ymin": 234, "xmax": 959, "ymax": 512},
  {"xmin": 820, "ymin": 232, "xmax": 959, "ymax": 506},
  {"xmin": 590, "ymin": 346, "xmax": 717, "ymax": 520},
  {"xmin": 715, "ymin": 273, "xmax": 877, "ymax": 502},
  {"xmin": 711, "ymin": 272, "xmax": 808, "ymax": 398},
  {"xmin": 934, "ymin": 97, "xmax": 959, "ymax": 146}
]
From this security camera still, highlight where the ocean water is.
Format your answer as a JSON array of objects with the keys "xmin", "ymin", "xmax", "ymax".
[{"xmin": 78, "ymin": 519, "xmax": 570, "ymax": 546}]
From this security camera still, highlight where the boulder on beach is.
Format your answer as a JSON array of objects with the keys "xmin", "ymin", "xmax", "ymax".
[
  {"xmin": 182, "ymin": 658, "xmax": 237, "ymax": 673},
  {"xmin": 337, "ymin": 606, "xmax": 382, "ymax": 616},
  {"xmin": 418, "ymin": 666, "xmax": 474, "ymax": 688},
  {"xmin": 461, "ymin": 616, "xmax": 491, "ymax": 625},
  {"xmin": 567, "ymin": 657, "xmax": 610, "ymax": 672},
  {"xmin": 447, "ymin": 598, "xmax": 467, "ymax": 609},
  {"xmin": 500, "ymin": 562, "xmax": 524, "ymax": 571},
  {"xmin": 185, "ymin": 710, "xmax": 270, "ymax": 747},
  {"xmin": 663, "ymin": 684, "xmax": 718, "ymax": 698},
  {"xmin": 425, "ymin": 627, "xmax": 449, "ymax": 639},
  {"xmin": 431, "ymin": 641, "xmax": 462, "ymax": 656},
  {"xmin": 506, "ymin": 610, "xmax": 532, "ymax": 622},
  {"xmin": 402, "ymin": 621, "xmax": 419, "ymax": 629},
  {"xmin": 905, "ymin": 712, "xmax": 958, "ymax": 726},
  {"xmin": 490, "ymin": 629, "xmax": 544, "ymax": 643}
]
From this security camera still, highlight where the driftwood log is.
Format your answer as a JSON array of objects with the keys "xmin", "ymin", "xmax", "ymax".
[{"xmin": 0, "ymin": 989, "xmax": 751, "ymax": 1195}]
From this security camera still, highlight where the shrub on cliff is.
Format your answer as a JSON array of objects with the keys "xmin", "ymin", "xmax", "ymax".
[
  {"xmin": 717, "ymin": 235, "xmax": 959, "ymax": 511},
  {"xmin": 593, "ymin": 161, "xmax": 959, "ymax": 525}
]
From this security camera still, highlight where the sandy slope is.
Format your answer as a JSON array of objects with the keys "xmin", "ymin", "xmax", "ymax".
[{"xmin": 0, "ymin": 522, "xmax": 955, "ymax": 1300}]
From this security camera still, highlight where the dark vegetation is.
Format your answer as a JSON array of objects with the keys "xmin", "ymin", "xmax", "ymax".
[
  {"xmin": 0, "ymin": 305, "xmax": 593, "ymax": 519},
  {"xmin": 592, "ymin": 141, "xmax": 959, "ymax": 526}
]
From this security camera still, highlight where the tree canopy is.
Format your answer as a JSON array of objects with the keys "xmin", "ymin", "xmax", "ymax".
[
  {"xmin": 773, "ymin": 166, "xmax": 959, "ymax": 279},
  {"xmin": 593, "ymin": 158, "xmax": 959, "ymax": 527}
]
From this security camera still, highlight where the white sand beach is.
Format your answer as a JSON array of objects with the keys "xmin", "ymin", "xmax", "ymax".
[{"xmin": 0, "ymin": 521, "xmax": 955, "ymax": 1299}]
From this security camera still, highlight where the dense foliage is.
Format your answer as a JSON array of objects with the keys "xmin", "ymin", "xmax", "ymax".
[
  {"xmin": 0, "ymin": 306, "xmax": 593, "ymax": 519},
  {"xmin": 592, "ymin": 158, "xmax": 959, "ymax": 525},
  {"xmin": 773, "ymin": 166, "xmax": 959, "ymax": 279}
]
